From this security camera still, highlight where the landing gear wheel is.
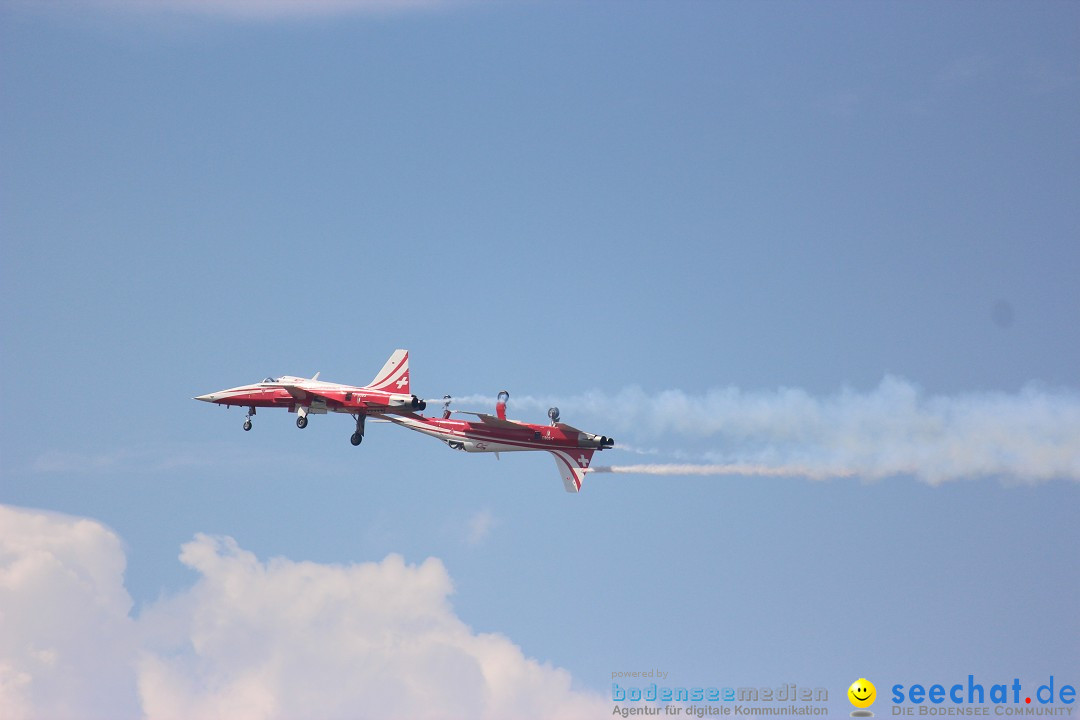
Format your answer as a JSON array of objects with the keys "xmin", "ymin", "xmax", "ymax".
[
  {"xmin": 350, "ymin": 414, "xmax": 366, "ymax": 446},
  {"xmin": 243, "ymin": 421, "xmax": 252, "ymax": 432},
  {"xmin": 296, "ymin": 416, "xmax": 308, "ymax": 429}
]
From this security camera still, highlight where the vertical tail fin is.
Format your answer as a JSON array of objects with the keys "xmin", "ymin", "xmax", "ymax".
[
  {"xmin": 550, "ymin": 449, "xmax": 594, "ymax": 493},
  {"xmin": 365, "ymin": 349, "xmax": 410, "ymax": 394}
]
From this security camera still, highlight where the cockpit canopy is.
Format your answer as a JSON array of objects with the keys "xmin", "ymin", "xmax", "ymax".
[{"xmin": 262, "ymin": 377, "xmax": 278, "ymax": 383}]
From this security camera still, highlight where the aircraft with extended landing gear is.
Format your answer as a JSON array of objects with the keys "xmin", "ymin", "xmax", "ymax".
[
  {"xmin": 382, "ymin": 391, "xmax": 614, "ymax": 493},
  {"xmin": 194, "ymin": 349, "xmax": 425, "ymax": 445}
]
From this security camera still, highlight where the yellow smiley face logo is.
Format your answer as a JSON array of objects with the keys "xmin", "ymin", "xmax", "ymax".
[{"xmin": 848, "ymin": 678, "xmax": 876, "ymax": 708}]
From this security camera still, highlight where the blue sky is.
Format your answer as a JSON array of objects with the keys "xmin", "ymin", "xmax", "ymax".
[{"xmin": 1, "ymin": 1, "xmax": 1078, "ymax": 718}]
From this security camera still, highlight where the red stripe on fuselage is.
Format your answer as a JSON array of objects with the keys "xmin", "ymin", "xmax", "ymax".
[
  {"xmin": 209, "ymin": 385, "xmax": 402, "ymax": 412},
  {"xmin": 392, "ymin": 415, "xmax": 587, "ymax": 453}
]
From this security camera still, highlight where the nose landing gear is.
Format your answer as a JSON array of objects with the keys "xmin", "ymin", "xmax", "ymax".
[{"xmin": 243, "ymin": 407, "xmax": 255, "ymax": 431}]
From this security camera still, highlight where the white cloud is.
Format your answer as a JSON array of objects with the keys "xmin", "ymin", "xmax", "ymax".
[
  {"xmin": 0, "ymin": 506, "xmax": 140, "ymax": 720},
  {"xmin": 0, "ymin": 504, "xmax": 605, "ymax": 720},
  {"xmin": 465, "ymin": 509, "xmax": 497, "ymax": 546}
]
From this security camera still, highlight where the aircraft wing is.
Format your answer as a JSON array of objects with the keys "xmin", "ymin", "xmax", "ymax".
[
  {"xmin": 281, "ymin": 384, "xmax": 342, "ymax": 409},
  {"xmin": 281, "ymin": 384, "xmax": 311, "ymax": 401},
  {"xmin": 457, "ymin": 412, "xmax": 529, "ymax": 430}
]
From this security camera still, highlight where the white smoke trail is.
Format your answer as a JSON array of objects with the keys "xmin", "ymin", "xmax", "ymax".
[
  {"xmin": 589, "ymin": 464, "xmax": 855, "ymax": 480},
  {"xmin": 444, "ymin": 378, "xmax": 1080, "ymax": 484}
]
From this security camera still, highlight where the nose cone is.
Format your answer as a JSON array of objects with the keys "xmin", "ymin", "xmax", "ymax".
[{"xmin": 195, "ymin": 393, "xmax": 218, "ymax": 403}]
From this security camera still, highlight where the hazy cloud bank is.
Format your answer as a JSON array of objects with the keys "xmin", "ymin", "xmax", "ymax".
[{"xmin": 30, "ymin": 0, "xmax": 462, "ymax": 20}]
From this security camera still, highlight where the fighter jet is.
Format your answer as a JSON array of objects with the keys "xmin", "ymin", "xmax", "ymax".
[
  {"xmin": 382, "ymin": 392, "xmax": 614, "ymax": 493},
  {"xmin": 195, "ymin": 349, "xmax": 425, "ymax": 445}
]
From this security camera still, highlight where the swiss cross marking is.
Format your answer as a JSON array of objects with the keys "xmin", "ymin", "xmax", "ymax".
[
  {"xmin": 396, "ymin": 374, "xmax": 409, "ymax": 389},
  {"xmin": 578, "ymin": 455, "xmax": 590, "ymax": 467}
]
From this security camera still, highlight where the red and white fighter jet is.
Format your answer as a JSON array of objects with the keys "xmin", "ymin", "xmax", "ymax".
[
  {"xmin": 195, "ymin": 349, "xmax": 425, "ymax": 445},
  {"xmin": 383, "ymin": 392, "xmax": 614, "ymax": 493}
]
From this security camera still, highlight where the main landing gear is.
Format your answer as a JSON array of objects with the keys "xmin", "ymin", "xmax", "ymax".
[
  {"xmin": 350, "ymin": 414, "xmax": 366, "ymax": 446},
  {"xmin": 240, "ymin": 406, "xmax": 365, "ymax": 442}
]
